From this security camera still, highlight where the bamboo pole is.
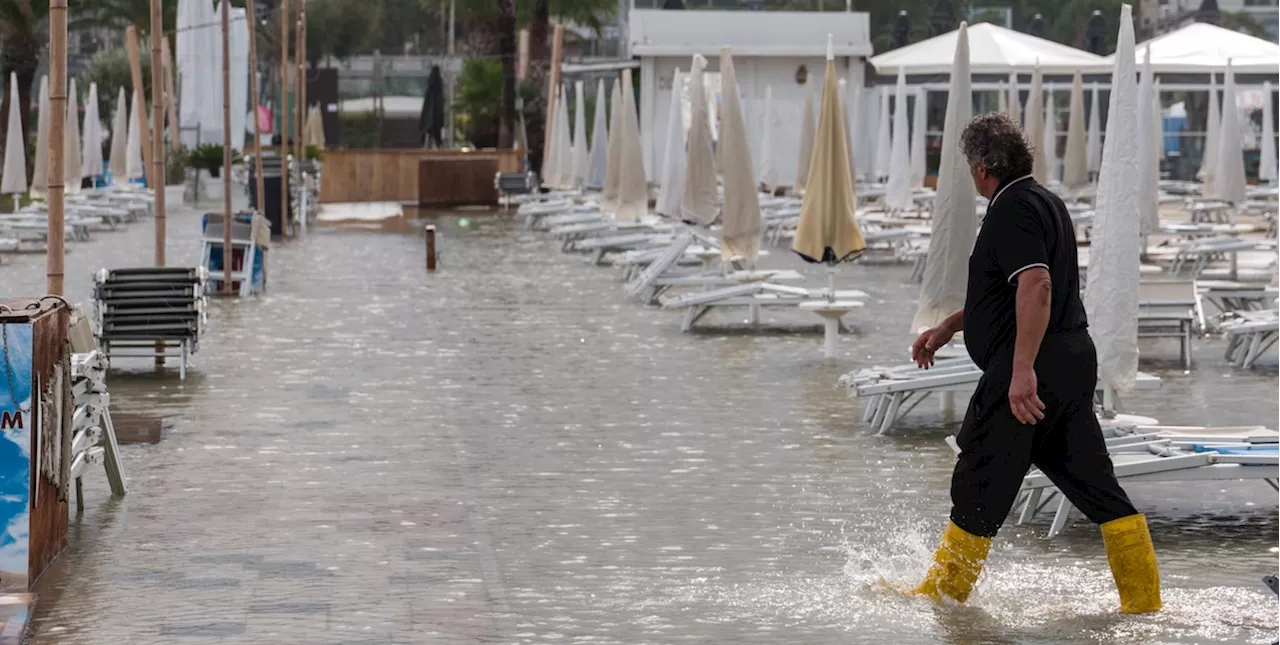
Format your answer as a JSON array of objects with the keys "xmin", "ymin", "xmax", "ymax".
[
  {"xmin": 47, "ymin": 0, "xmax": 67, "ymax": 295},
  {"xmin": 245, "ymin": 0, "xmax": 266, "ymax": 216},
  {"xmin": 151, "ymin": 0, "xmax": 166, "ymax": 267},
  {"xmin": 279, "ymin": 0, "xmax": 290, "ymax": 238},
  {"xmin": 125, "ymin": 27, "xmax": 153, "ymax": 190},
  {"xmin": 541, "ymin": 24, "xmax": 564, "ymax": 174},
  {"xmin": 161, "ymin": 38, "xmax": 180, "ymax": 152},
  {"xmin": 221, "ymin": 0, "xmax": 233, "ymax": 295},
  {"xmin": 295, "ymin": 14, "xmax": 304, "ymax": 164},
  {"xmin": 300, "ymin": 15, "xmax": 307, "ymax": 157}
]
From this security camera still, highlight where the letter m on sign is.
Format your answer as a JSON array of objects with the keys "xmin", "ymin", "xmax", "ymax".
[{"xmin": 0, "ymin": 411, "xmax": 21, "ymax": 429}]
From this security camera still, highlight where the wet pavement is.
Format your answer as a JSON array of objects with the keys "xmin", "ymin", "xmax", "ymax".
[{"xmin": 0, "ymin": 198, "xmax": 1274, "ymax": 644}]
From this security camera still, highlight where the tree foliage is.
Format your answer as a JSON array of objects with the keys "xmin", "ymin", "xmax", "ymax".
[
  {"xmin": 305, "ymin": 0, "xmax": 379, "ymax": 64},
  {"xmin": 82, "ymin": 45, "xmax": 153, "ymax": 126}
]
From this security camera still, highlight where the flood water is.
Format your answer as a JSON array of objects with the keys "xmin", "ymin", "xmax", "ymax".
[{"xmin": 0, "ymin": 199, "xmax": 1274, "ymax": 644}]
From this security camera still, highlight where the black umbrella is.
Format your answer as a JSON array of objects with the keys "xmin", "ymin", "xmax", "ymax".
[{"xmin": 420, "ymin": 65, "xmax": 445, "ymax": 148}]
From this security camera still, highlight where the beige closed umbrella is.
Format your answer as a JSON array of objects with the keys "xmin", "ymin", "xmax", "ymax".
[
  {"xmin": 793, "ymin": 75, "xmax": 816, "ymax": 194},
  {"xmin": 911, "ymin": 22, "xmax": 974, "ymax": 334},
  {"xmin": 82, "ymin": 82, "xmax": 104, "ymax": 180},
  {"xmin": 1061, "ymin": 71, "xmax": 1089, "ymax": 193},
  {"xmin": 615, "ymin": 69, "xmax": 647, "ymax": 222},
  {"xmin": 1026, "ymin": 63, "xmax": 1048, "ymax": 184},
  {"xmin": 717, "ymin": 47, "xmax": 762, "ymax": 264},
  {"xmin": 108, "ymin": 87, "xmax": 128, "ymax": 181},
  {"xmin": 602, "ymin": 81, "xmax": 623, "ymax": 207},
  {"xmin": 793, "ymin": 40, "xmax": 865, "ymax": 268},
  {"xmin": 2, "ymin": 73, "xmax": 28, "ymax": 195},
  {"xmin": 65, "ymin": 78, "xmax": 83, "ymax": 193},
  {"xmin": 682, "ymin": 54, "xmax": 718, "ymax": 226},
  {"xmin": 31, "ymin": 75, "xmax": 49, "ymax": 197}
]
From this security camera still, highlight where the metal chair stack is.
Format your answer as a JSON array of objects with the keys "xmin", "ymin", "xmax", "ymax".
[{"xmin": 91, "ymin": 267, "xmax": 208, "ymax": 379}]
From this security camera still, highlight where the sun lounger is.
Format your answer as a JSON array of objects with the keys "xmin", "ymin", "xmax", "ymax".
[
  {"xmin": 660, "ymin": 282, "xmax": 867, "ymax": 332},
  {"xmin": 1137, "ymin": 280, "xmax": 1203, "ymax": 367},
  {"xmin": 1221, "ymin": 310, "xmax": 1279, "ymax": 369},
  {"xmin": 1197, "ymin": 280, "xmax": 1280, "ymax": 316}
]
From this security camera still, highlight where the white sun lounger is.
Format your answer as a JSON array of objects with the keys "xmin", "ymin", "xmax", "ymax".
[
  {"xmin": 1197, "ymin": 280, "xmax": 1279, "ymax": 316},
  {"xmin": 660, "ymin": 282, "xmax": 867, "ymax": 332},
  {"xmin": 1221, "ymin": 310, "xmax": 1279, "ymax": 369},
  {"xmin": 1137, "ymin": 280, "xmax": 1203, "ymax": 368}
]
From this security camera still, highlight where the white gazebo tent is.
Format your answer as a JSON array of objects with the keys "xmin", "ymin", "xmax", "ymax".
[
  {"xmin": 1094, "ymin": 22, "xmax": 1280, "ymax": 75},
  {"xmin": 870, "ymin": 22, "xmax": 1106, "ymax": 76}
]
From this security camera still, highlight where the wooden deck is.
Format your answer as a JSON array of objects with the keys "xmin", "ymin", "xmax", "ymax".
[{"xmin": 319, "ymin": 149, "xmax": 525, "ymax": 204}]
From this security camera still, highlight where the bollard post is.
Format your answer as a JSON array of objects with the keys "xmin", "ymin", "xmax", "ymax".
[{"xmin": 425, "ymin": 225, "xmax": 437, "ymax": 271}]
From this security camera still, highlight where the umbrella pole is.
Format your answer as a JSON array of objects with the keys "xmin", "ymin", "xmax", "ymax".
[{"xmin": 826, "ymin": 265, "xmax": 836, "ymax": 302}]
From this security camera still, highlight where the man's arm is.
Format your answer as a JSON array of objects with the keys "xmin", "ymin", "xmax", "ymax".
[
  {"xmin": 939, "ymin": 309, "xmax": 964, "ymax": 334},
  {"xmin": 1009, "ymin": 267, "xmax": 1051, "ymax": 423}
]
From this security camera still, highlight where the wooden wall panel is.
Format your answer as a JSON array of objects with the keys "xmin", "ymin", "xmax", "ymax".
[{"xmin": 320, "ymin": 149, "xmax": 524, "ymax": 204}]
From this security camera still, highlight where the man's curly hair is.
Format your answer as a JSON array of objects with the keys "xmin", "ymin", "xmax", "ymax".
[{"xmin": 960, "ymin": 112, "xmax": 1034, "ymax": 183}]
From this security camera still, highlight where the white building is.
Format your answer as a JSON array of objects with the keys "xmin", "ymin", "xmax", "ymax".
[{"xmin": 627, "ymin": 9, "xmax": 872, "ymax": 182}]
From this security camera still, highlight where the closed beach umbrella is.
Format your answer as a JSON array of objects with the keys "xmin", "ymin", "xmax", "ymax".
[
  {"xmin": 419, "ymin": 65, "xmax": 444, "ymax": 148},
  {"xmin": 1085, "ymin": 4, "xmax": 1141, "ymax": 395},
  {"xmin": 912, "ymin": 22, "xmax": 975, "ymax": 333},
  {"xmin": 1261, "ymin": 81, "xmax": 1277, "ymax": 185},
  {"xmin": 793, "ymin": 75, "xmax": 817, "ymax": 194},
  {"xmin": 1007, "ymin": 71, "xmax": 1021, "ymax": 125},
  {"xmin": 1026, "ymin": 64, "xmax": 1049, "ymax": 183},
  {"xmin": 656, "ymin": 67, "xmax": 685, "ymax": 217},
  {"xmin": 998, "ymin": 81, "xmax": 1007, "ymax": 114},
  {"xmin": 571, "ymin": 80, "xmax": 589, "ymax": 188},
  {"xmin": 1042, "ymin": 89, "xmax": 1057, "ymax": 181},
  {"xmin": 615, "ymin": 69, "xmax": 648, "ymax": 222},
  {"xmin": 846, "ymin": 82, "xmax": 863, "ymax": 182},
  {"xmin": 718, "ymin": 47, "xmax": 763, "ymax": 264},
  {"xmin": 793, "ymin": 39, "xmax": 865, "ymax": 266},
  {"xmin": 874, "ymin": 87, "xmax": 891, "ymax": 180},
  {"xmin": 1197, "ymin": 74, "xmax": 1219, "ymax": 191},
  {"xmin": 682, "ymin": 54, "xmax": 718, "ymax": 226},
  {"xmin": 549, "ymin": 85, "xmax": 574, "ymax": 189},
  {"xmin": 839, "ymin": 79, "xmax": 857, "ymax": 188},
  {"xmin": 1087, "ymin": 82, "xmax": 1102, "ymax": 175},
  {"xmin": 311, "ymin": 106, "xmax": 327, "ymax": 148},
  {"xmin": 2, "ymin": 73, "xmax": 28, "ymax": 195},
  {"xmin": 1214, "ymin": 61, "xmax": 1247, "ymax": 204},
  {"xmin": 1062, "ymin": 71, "xmax": 1089, "ymax": 192},
  {"xmin": 126, "ymin": 92, "xmax": 144, "ymax": 180},
  {"xmin": 108, "ymin": 87, "xmax": 128, "ymax": 180},
  {"xmin": 910, "ymin": 87, "xmax": 926, "ymax": 190},
  {"xmin": 1152, "ymin": 80, "xmax": 1163, "ymax": 162},
  {"xmin": 65, "ymin": 78, "xmax": 83, "ymax": 193},
  {"xmin": 541, "ymin": 86, "xmax": 564, "ymax": 188},
  {"xmin": 82, "ymin": 83, "xmax": 104, "ymax": 181},
  {"xmin": 586, "ymin": 79, "xmax": 608, "ymax": 190},
  {"xmin": 1136, "ymin": 48, "xmax": 1159, "ymax": 235},
  {"xmin": 884, "ymin": 70, "xmax": 912, "ymax": 210},
  {"xmin": 758, "ymin": 85, "xmax": 778, "ymax": 192},
  {"xmin": 31, "ymin": 76, "xmax": 49, "ymax": 196},
  {"xmin": 602, "ymin": 81, "xmax": 623, "ymax": 205}
]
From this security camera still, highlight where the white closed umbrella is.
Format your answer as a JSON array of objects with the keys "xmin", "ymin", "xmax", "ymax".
[
  {"xmin": 571, "ymin": 80, "xmax": 589, "ymax": 188},
  {"xmin": 912, "ymin": 22, "xmax": 975, "ymax": 333},
  {"xmin": 682, "ymin": 54, "xmax": 718, "ymax": 226},
  {"xmin": 1043, "ymin": 89, "xmax": 1058, "ymax": 182},
  {"xmin": 1152, "ymin": 80, "xmax": 1164, "ymax": 162},
  {"xmin": 83, "ymin": 82, "xmax": 104, "ymax": 181},
  {"xmin": 909, "ymin": 87, "xmax": 926, "ymax": 190},
  {"xmin": 586, "ymin": 79, "xmax": 608, "ymax": 190},
  {"xmin": 615, "ymin": 69, "xmax": 648, "ymax": 222},
  {"xmin": 998, "ymin": 81, "xmax": 1007, "ymax": 114},
  {"xmin": 1, "ymin": 73, "xmax": 28, "ymax": 195},
  {"xmin": 551, "ymin": 84, "xmax": 574, "ymax": 189},
  {"xmin": 108, "ymin": 87, "xmax": 128, "ymax": 180},
  {"xmin": 602, "ymin": 81, "xmax": 623, "ymax": 206},
  {"xmin": 126, "ymin": 92, "xmax": 144, "ymax": 180},
  {"xmin": 227, "ymin": 5, "xmax": 249, "ymax": 152},
  {"xmin": 1261, "ymin": 81, "xmax": 1277, "ymax": 185},
  {"xmin": 718, "ymin": 47, "xmax": 762, "ymax": 264},
  {"xmin": 1087, "ymin": 81, "xmax": 1102, "ymax": 175},
  {"xmin": 1062, "ymin": 72, "xmax": 1089, "ymax": 192},
  {"xmin": 1026, "ymin": 64, "xmax": 1049, "ymax": 183},
  {"xmin": 1085, "ymin": 3, "xmax": 1142, "ymax": 397},
  {"xmin": 65, "ymin": 78, "xmax": 82, "ymax": 193},
  {"xmin": 655, "ymin": 68, "xmax": 685, "ymax": 217},
  {"xmin": 1136, "ymin": 48, "xmax": 1159, "ymax": 236},
  {"xmin": 839, "ymin": 79, "xmax": 857, "ymax": 189},
  {"xmin": 847, "ymin": 83, "xmax": 864, "ymax": 181},
  {"xmin": 1214, "ymin": 61, "xmax": 1247, "ymax": 204},
  {"xmin": 758, "ymin": 85, "xmax": 778, "ymax": 192},
  {"xmin": 1007, "ymin": 71, "xmax": 1022, "ymax": 125},
  {"xmin": 1198, "ymin": 74, "xmax": 1219, "ymax": 191},
  {"xmin": 793, "ymin": 75, "xmax": 817, "ymax": 194},
  {"xmin": 31, "ymin": 76, "xmax": 49, "ymax": 196},
  {"xmin": 884, "ymin": 70, "xmax": 912, "ymax": 211},
  {"xmin": 793, "ymin": 38, "xmax": 865, "ymax": 268},
  {"xmin": 874, "ymin": 87, "xmax": 891, "ymax": 180}
]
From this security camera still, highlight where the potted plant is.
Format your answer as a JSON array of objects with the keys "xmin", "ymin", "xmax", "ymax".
[{"xmin": 186, "ymin": 144, "xmax": 242, "ymax": 203}]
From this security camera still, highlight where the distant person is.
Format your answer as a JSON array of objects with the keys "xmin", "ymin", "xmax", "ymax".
[{"xmin": 908, "ymin": 112, "xmax": 1161, "ymax": 614}]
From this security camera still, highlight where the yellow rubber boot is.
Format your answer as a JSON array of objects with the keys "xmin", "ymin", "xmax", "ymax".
[
  {"xmin": 1101, "ymin": 514, "xmax": 1162, "ymax": 614},
  {"xmin": 914, "ymin": 521, "xmax": 992, "ymax": 603}
]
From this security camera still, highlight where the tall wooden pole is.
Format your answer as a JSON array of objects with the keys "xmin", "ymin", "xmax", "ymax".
[
  {"xmin": 279, "ymin": 0, "xmax": 290, "ymax": 238},
  {"xmin": 125, "ymin": 27, "xmax": 153, "ymax": 190},
  {"xmin": 47, "ymin": 0, "xmax": 67, "ymax": 295},
  {"xmin": 245, "ymin": 0, "xmax": 266, "ymax": 216},
  {"xmin": 300, "ymin": 15, "xmax": 307, "ymax": 157},
  {"xmin": 151, "ymin": 0, "xmax": 167, "ymax": 267},
  {"xmin": 295, "ymin": 14, "xmax": 304, "ymax": 164},
  {"xmin": 221, "ymin": 0, "xmax": 233, "ymax": 295}
]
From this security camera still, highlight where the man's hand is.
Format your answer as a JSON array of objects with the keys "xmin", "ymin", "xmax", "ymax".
[
  {"xmin": 1008, "ymin": 366, "xmax": 1046, "ymax": 425},
  {"xmin": 911, "ymin": 325, "xmax": 955, "ymax": 369}
]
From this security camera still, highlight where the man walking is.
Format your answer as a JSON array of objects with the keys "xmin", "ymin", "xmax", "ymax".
[{"xmin": 909, "ymin": 113, "xmax": 1161, "ymax": 613}]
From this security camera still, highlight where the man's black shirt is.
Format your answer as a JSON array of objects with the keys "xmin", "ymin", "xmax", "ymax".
[{"xmin": 964, "ymin": 175, "xmax": 1089, "ymax": 371}]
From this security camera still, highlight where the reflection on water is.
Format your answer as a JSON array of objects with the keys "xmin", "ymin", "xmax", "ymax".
[{"xmin": 0, "ymin": 200, "xmax": 1270, "ymax": 644}]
